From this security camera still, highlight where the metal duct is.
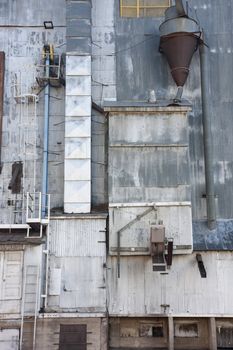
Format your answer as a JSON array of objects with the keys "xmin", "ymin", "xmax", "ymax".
[{"xmin": 200, "ymin": 41, "xmax": 216, "ymax": 230}]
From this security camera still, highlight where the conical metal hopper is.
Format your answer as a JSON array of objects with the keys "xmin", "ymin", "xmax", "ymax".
[
  {"xmin": 159, "ymin": 2, "xmax": 201, "ymax": 102},
  {"xmin": 160, "ymin": 32, "xmax": 199, "ymax": 87}
]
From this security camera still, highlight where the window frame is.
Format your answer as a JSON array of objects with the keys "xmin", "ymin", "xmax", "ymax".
[{"xmin": 120, "ymin": 0, "xmax": 172, "ymax": 18}]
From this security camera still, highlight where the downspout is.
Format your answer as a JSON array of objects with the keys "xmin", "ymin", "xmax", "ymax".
[
  {"xmin": 199, "ymin": 40, "xmax": 216, "ymax": 230},
  {"xmin": 42, "ymin": 52, "xmax": 50, "ymax": 218},
  {"xmin": 0, "ymin": 52, "xmax": 5, "ymax": 174}
]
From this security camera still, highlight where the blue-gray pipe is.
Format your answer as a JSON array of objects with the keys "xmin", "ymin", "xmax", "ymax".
[
  {"xmin": 42, "ymin": 55, "xmax": 50, "ymax": 218},
  {"xmin": 199, "ymin": 42, "xmax": 216, "ymax": 230}
]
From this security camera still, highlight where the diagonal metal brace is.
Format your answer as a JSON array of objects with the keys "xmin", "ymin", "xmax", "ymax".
[{"xmin": 116, "ymin": 206, "xmax": 157, "ymax": 278}]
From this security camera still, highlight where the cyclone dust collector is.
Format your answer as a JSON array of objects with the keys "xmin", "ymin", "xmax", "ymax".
[{"xmin": 159, "ymin": 0, "xmax": 201, "ymax": 103}]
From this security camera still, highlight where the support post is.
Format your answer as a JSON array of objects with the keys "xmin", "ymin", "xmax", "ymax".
[
  {"xmin": 209, "ymin": 317, "xmax": 217, "ymax": 350},
  {"xmin": 200, "ymin": 41, "xmax": 216, "ymax": 230},
  {"xmin": 168, "ymin": 316, "xmax": 174, "ymax": 350}
]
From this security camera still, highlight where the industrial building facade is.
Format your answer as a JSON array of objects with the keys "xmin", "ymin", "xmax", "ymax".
[{"xmin": 0, "ymin": 0, "xmax": 233, "ymax": 349}]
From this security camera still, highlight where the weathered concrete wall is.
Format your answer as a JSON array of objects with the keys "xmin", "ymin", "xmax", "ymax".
[
  {"xmin": 0, "ymin": 0, "xmax": 66, "ymax": 222},
  {"xmin": 0, "ymin": 317, "xmax": 106, "ymax": 350},
  {"xmin": 109, "ymin": 317, "xmax": 210, "ymax": 350},
  {"xmin": 107, "ymin": 252, "xmax": 233, "ymax": 316}
]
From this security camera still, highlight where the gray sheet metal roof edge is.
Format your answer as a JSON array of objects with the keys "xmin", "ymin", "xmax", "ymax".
[
  {"xmin": 103, "ymin": 100, "xmax": 192, "ymax": 112},
  {"xmin": 193, "ymin": 219, "xmax": 233, "ymax": 251}
]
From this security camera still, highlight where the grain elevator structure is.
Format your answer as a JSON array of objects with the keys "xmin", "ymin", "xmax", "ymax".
[{"xmin": 0, "ymin": 0, "xmax": 233, "ymax": 349}]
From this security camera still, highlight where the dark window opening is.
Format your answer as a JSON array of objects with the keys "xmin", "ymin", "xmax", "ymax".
[
  {"xmin": 139, "ymin": 323, "xmax": 164, "ymax": 337},
  {"xmin": 59, "ymin": 324, "xmax": 87, "ymax": 350}
]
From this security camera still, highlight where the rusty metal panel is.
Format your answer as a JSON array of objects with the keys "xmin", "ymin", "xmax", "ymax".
[
  {"xmin": 59, "ymin": 324, "xmax": 87, "ymax": 350},
  {"xmin": 0, "ymin": 52, "xmax": 4, "ymax": 173}
]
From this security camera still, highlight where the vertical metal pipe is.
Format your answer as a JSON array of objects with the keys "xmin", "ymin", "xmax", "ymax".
[
  {"xmin": 42, "ymin": 55, "xmax": 50, "ymax": 218},
  {"xmin": 0, "ymin": 52, "xmax": 5, "ymax": 174},
  {"xmin": 199, "ymin": 42, "xmax": 216, "ymax": 230}
]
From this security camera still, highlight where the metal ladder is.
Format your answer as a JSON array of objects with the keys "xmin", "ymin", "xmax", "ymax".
[{"xmin": 20, "ymin": 265, "xmax": 40, "ymax": 350}]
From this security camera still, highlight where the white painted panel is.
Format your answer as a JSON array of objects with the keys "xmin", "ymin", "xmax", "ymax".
[
  {"xmin": 66, "ymin": 76, "xmax": 91, "ymax": 96},
  {"xmin": 66, "ymin": 55, "xmax": 91, "ymax": 76},
  {"xmin": 66, "ymin": 96, "xmax": 91, "ymax": 116},
  {"xmin": 64, "ymin": 202, "xmax": 91, "ymax": 213},
  {"xmin": 109, "ymin": 205, "xmax": 192, "ymax": 255},
  {"xmin": 49, "ymin": 268, "xmax": 61, "ymax": 296},
  {"xmin": 0, "ymin": 329, "xmax": 19, "ymax": 350},
  {"xmin": 65, "ymin": 117, "xmax": 91, "ymax": 138},
  {"xmin": 157, "ymin": 206, "xmax": 192, "ymax": 252},
  {"xmin": 50, "ymin": 218, "xmax": 106, "ymax": 257},
  {"xmin": 59, "ymin": 257, "xmax": 106, "ymax": 310},
  {"xmin": 65, "ymin": 137, "xmax": 91, "ymax": 159},
  {"xmin": 64, "ymin": 180, "xmax": 91, "ymax": 203},
  {"xmin": 65, "ymin": 159, "xmax": 91, "ymax": 181},
  {"xmin": 2, "ymin": 251, "xmax": 23, "ymax": 300},
  {"xmin": 108, "ymin": 253, "xmax": 233, "ymax": 316}
]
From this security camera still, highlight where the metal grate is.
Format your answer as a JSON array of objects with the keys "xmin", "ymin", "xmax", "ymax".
[
  {"xmin": 59, "ymin": 324, "xmax": 87, "ymax": 350},
  {"xmin": 120, "ymin": 0, "xmax": 171, "ymax": 17}
]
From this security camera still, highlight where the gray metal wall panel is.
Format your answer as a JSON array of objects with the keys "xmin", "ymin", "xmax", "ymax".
[
  {"xmin": 66, "ymin": 2, "xmax": 91, "ymax": 19},
  {"xmin": 109, "ymin": 113, "xmax": 188, "ymax": 145},
  {"xmin": 107, "ymin": 252, "xmax": 233, "ymax": 316},
  {"xmin": 113, "ymin": 0, "xmax": 233, "ymax": 220},
  {"xmin": 91, "ymin": 110, "xmax": 108, "ymax": 208}
]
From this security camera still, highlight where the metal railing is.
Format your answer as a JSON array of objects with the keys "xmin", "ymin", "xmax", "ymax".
[{"xmin": 26, "ymin": 192, "xmax": 50, "ymax": 224}]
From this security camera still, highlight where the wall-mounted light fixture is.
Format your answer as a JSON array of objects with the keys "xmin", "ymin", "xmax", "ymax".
[{"xmin": 44, "ymin": 21, "xmax": 54, "ymax": 30}]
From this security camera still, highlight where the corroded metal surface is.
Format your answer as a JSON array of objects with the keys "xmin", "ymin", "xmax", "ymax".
[{"xmin": 160, "ymin": 33, "xmax": 199, "ymax": 87}]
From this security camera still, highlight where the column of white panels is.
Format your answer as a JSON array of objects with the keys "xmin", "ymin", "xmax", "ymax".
[{"xmin": 64, "ymin": 55, "xmax": 91, "ymax": 213}]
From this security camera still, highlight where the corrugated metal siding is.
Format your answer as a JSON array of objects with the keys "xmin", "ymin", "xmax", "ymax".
[
  {"xmin": 108, "ymin": 110, "xmax": 191, "ymax": 204},
  {"xmin": 50, "ymin": 218, "xmax": 106, "ymax": 257},
  {"xmin": 109, "ymin": 204, "xmax": 192, "ymax": 255},
  {"xmin": 107, "ymin": 252, "xmax": 233, "ymax": 315},
  {"xmin": 114, "ymin": 0, "xmax": 233, "ymax": 220}
]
